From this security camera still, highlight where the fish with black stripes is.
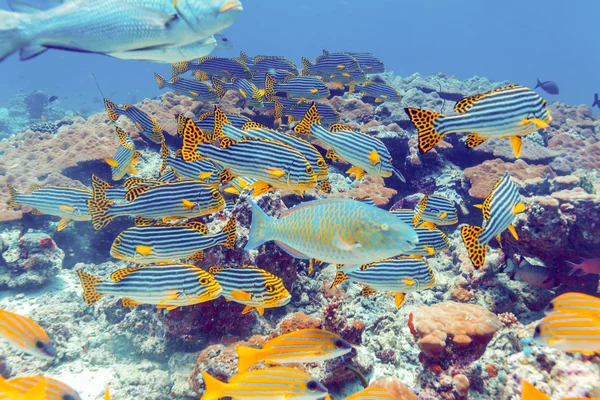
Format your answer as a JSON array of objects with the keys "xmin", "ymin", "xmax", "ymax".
[
  {"xmin": 264, "ymin": 74, "xmax": 330, "ymax": 102},
  {"xmin": 211, "ymin": 76, "xmax": 264, "ymax": 108},
  {"xmin": 77, "ymin": 263, "xmax": 222, "ymax": 310},
  {"xmin": 87, "ymin": 175, "xmax": 225, "ymax": 230},
  {"xmin": 208, "ymin": 264, "xmax": 290, "ymax": 315},
  {"xmin": 111, "ymin": 215, "xmax": 236, "ymax": 263},
  {"xmin": 412, "ymin": 194, "xmax": 458, "ymax": 229},
  {"xmin": 106, "ymin": 127, "xmax": 141, "ymax": 181},
  {"xmin": 104, "ymin": 99, "xmax": 164, "ymax": 143},
  {"xmin": 160, "ymin": 139, "xmax": 221, "ymax": 183},
  {"xmin": 349, "ymin": 80, "xmax": 401, "ymax": 103},
  {"xmin": 405, "ymin": 84, "xmax": 552, "ymax": 158},
  {"xmin": 461, "ymin": 172, "xmax": 525, "ymax": 268},
  {"xmin": 155, "ymin": 73, "xmax": 219, "ymax": 101},
  {"xmin": 177, "ymin": 115, "xmax": 317, "ymax": 197},
  {"xmin": 331, "ymin": 256, "xmax": 436, "ymax": 308},
  {"xmin": 7, "ymin": 184, "xmax": 91, "ymax": 231},
  {"xmin": 294, "ymin": 102, "xmax": 405, "ymax": 181},
  {"xmin": 0, "ymin": 308, "xmax": 55, "ymax": 359},
  {"xmin": 345, "ymin": 52, "xmax": 385, "ymax": 74},
  {"xmin": 175, "ymin": 56, "xmax": 252, "ymax": 80},
  {"xmin": 301, "ymin": 50, "xmax": 360, "ymax": 76}
]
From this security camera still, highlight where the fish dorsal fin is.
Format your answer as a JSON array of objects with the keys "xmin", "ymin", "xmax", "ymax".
[
  {"xmin": 181, "ymin": 221, "xmax": 208, "ymax": 234},
  {"xmin": 111, "ymin": 266, "xmax": 145, "ymax": 282},
  {"xmin": 329, "ymin": 123, "xmax": 353, "ymax": 133},
  {"xmin": 241, "ymin": 121, "xmax": 268, "ymax": 131},
  {"xmin": 125, "ymin": 182, "xmax": 163, "ymax": 202},
  {"xmin": 454, "ymin": 84, "xmax": 523, "ymax": 114},
  {"xmin": 412, "ymin": 196, "xmax": 428, "ymax": 227},
  {"xmin": 115, "ymin": 127, "xmax": 133, "ymax": 149}
]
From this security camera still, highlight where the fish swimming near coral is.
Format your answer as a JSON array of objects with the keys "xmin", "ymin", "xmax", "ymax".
[
  {"xmin": 209, "ymin": 265, "xmax": 290, "ymax": 315},
  {"xmin": 405, "ymin": 84, "xmax": 551, "ymax": 158},
  {"xmin": 0, "ymin": 308, "xmax": 55, "ymax": 359},
  {"xmin": 110, "ymin": 216, "xmax": 236, "ymax": 263},
  {"xmin": 9, "ymin": 376, "xmax": 81, "ymax": 400},
  {"xmin": 7, "ymin": 184, "xmax": 91, "ymax": 231},
  {"xmin": 566, "ymin": 258, "xmax": 600, "ymax": 276},
  {"xmin": 294, "ymin": 102, "xmax": 404, "ymax": 181},
  {"xmin": 106, "ymin": 127, "xmax": 141, "ymax": 181},
  {"xmin": 349, "ymin": 81, "xmax": 402, "ymax": 103},
  {"xmin": 532, "ymin": 309, "xmax": 600, "ymax": 355},
  {"xmin": 200, "ymin": 367, "xmax": 330, "ymax": 400},
  {"xmin": 155, "ymin": 73, "xmax": 218, "ymax": 101},
  {"xmin": 545, "ymin": 292, "xmax": 600, "ymax": 314},
  {"xmin": 331, "ymin": 257, "xmax": 435, "ymax": 307},
  {"xmin": 264, "ymin": 74, "xmax": 330, "ymax": 102},
  {"xmin": 175, "ymin": 55, "xmax": 251, "ymax": 79},
  {"xmin": 236, "ymin": 328, "xmax": 353, "ymax": 373},
  {"xmin": 301, "ymin": 50, "xmax": 360, "ymax": 76},
  {"xmin": 412, "ymin": 195, "xmax": 458, "ymax": 229},
  {"xmin": 245, "ymin": 198, "xmax": 419, "ymax": 272},
  {"xmin": 88, "ymin": 175, "xmax": 225, "ymax": 229},
  {"xmin": 505, "ymin": 257, "xmax": 555, "ymax": 289},
  {"xmin": 0, "ymin": 0, "xmax": 243, "ymax": 61},
  {"xmin": 78, "ymin": 263, "xmax": 222, "ymax": 310},
  {"xmin": 178, "ymin": 114, "xmax": 317, "ymax": 196},
  {"xmin": 461, "ymin": 172, "xmax": 525, "ymax": 268},
  {"xmin": 104, "ymin": 99, "xmax": 164, "ymax": 144},
  {"xmin": 534, "ymin": 78, "xmax": 559, "ymax": 95}
]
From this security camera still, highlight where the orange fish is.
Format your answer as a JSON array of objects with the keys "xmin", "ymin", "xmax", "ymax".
[{"xmin": 0, "ymin": 308, "xmax": 55, "ymax": 359}]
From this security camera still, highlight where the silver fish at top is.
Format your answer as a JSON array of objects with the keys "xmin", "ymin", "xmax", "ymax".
[{"xmin": 0, "ymin": 0, "xmax": 242, "ymax": 61}]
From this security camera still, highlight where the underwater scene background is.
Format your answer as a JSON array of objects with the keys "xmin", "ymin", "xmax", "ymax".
[{"xmin": 0, "ymin": 0, "xmax": 600, "ymax": 399}]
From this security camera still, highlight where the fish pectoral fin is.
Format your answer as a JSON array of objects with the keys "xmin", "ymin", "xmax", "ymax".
[
  {"xmin": 121, "ymin": 298, "xmax": 143, "ymax": 307},
  {"xmin": 181, "ymin": 199, "xmax": 197, "ymax": 209},
  {"xmin": 369, "ymin": 149, "xmax": 380, "ymax": 166},
  {"xmin": 57, "ymin": 217, "xmax": 73, "ymax": 231},
  {"xmin": 465, "ymin": 133, "xmax": 487, "ymax": 149},
  {"xmin": 507, "ymin": 224, "xmax": 519, "ymax": 240},
  {"xmin": 332, "ymin": 234, "xmax": 359, "ymax": 252},
  {"xmin": 394, "ymin": 293, "xmax": 406, "ymax": 308},
  {"xmin": 510, "ymin": 136, "xmax": 523, "ymax": 158},
  {"xmin": 346, "ymin": 166, "xmax": 366, "ymax": 180},
  {"xmin": 230, "ymin": 290, "xmax": 252, "ymax": 302},
  {"xmin": 513, "ymin": 202, "xmax": 525, "ymax": 214},
  {"xmin": 135, "ymin": 245, "xmax": 152, "ymax": 256}
]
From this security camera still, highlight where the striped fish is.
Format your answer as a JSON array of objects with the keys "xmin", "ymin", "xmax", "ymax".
[
  {"xmin": 8, "ymin": 376, "xmax": 81, "ymax": 400},
  {"xmin": 245, "ymin": 198, "xmax": 419, "ymax": 272},
  {"xmin": 211, "ymin": 77, "xmax": 264, "ymax": 108},
  {"xmin": 155, "ymin": 73, "xmax": 218, "ymax": 102},
  {"xmin": 332, "ymin": 257, "xmax": 435, "ymax": 308},
  {"xmin": 88, "ymin": 175, "xmax": 225, "ymax": 230},
  {"xmin": 294, "ymin": 103, "xmax": 405, "ymax": 181},
  {"xmin": 77, "ymin": 263, "xmax": 222, "ymax": 310},
  {"xmin": 209, "ymin": 265, "xmax": 290, "ymax": 315},
  {"xmin": 545, "ymin": 292, "xmax": 600, "ymax": 314},
  {"xmin": 103, "ymin": 99, "xmax": 164, "ymax": 144},
  {"xmin": 251, "ymin": 56, "xmax": 299, "ymax": 74},
  {"xmin": 345, "ymin": 387, "xmax": 393, "ymax": 400},
  {"xmin": 273, "ymin": 100, "xmax": 340, "ymax": 127},
  {"xmin": 412, "ymin": 195, "xmax": 458, "ymax": 228},
  {"xmin": 194, "ymin": 110, "xmax": 251, "ymax": 133},
  {"xmin": 265, "ymin": 74, "xmax": 330, "ymax": 102},
  {"xmin": 301, "ymin": 50, "xmax": 360, "ymax": 76},
  {"xmin": 251, "ymin": 69, "xmax": 296, "ymax": 90},
  {"xmin": 7, "ymin": 185, "xmax": 91, "ymax": 231},
  {"xmin": 390, "ymin": 208, "xmax": 415, "ymax": 224},
  {"xmin": 176, "ymin": 56, "xmax": 252, "ymax": 80},
  {"xmin": 111, "ymin": 216, "xmax": 236, "ymax": 263},
  {"xmin": 236, "ymin": 328, "xmax": 352, "ymax": 373},
  {"xmin": 200, "ymin": 367, "xmax": 329, "ymax": 400},
  {"xmin": 160, "ymin": 139, "xmax": 221, "ymax": 183},
  {"xmin": 322, "ymin": 69, "xmax": 367, "ymax": 90},
  {"xmin": 349, "ymin": 81, "xmax": 401, "ymax": 103},
  {"xmin": 178, "ymin": 115, "xmax": 317, "ymax": 197},
  {"xmin": 533, "ymin": 310, "xmax": 600, "ymax": 355},
  {"xmin": 462, "ymin": 172, "xmax": 525, "ymax": 268},
  {"xmin": 406, "ymin": 228, "xmax": 450, "ymax": 257},
  {"xmin": 106, "ymin": 127, "xmax": 141, "ymax": 181},
  {"xmin": 346, "ymin": 52, "xmax": 385, "ymax": 74},
  {"xmin": 0, "ymin": 308, "xmax": 55, "ymax": 358},
  {"xmin": 405, "ymin": 85, "xmax": 552, "ymax": 158}
]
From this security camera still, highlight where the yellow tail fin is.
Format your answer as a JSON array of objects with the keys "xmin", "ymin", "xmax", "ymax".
[
  {"xmin": 461, "ymin": 225, "xmax": 486, "ymax": 269},
  {"xmin": 404, "ymin": 108, "xmax": 445, "ymax": 154},
  {"xmin": 154, "ymin": 73, "xmax": 166, "ymax": 89},
  {"xmin": 200, "ymin": 371, "xmax": 227, "ymax": 400},
  {"xmin": 7, "ymin": 184, "xmax": 19, "ymax": 209},
  {"xmin": 221, "ymin": 214, "xmax": 237, "ymax": 250},
  {"xmin": 77, "ymin": 271, "xmax": 106, "ymax": 305},
  {"xmin": 293, "ymin": 102, "xmax": 321, "ymax": 135},
  {"xmin": 236, "ymin": 346, "xmax": 264, "ymax": 373}
]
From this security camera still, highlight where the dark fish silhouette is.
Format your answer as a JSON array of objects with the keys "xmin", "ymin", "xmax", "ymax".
[
  {"xmin": 535, "ymin": 78, "xmax": 559, "ymax": 95},
  {"xmin": 48, "ymin": 95, "xmax": 58, "ymax": 102},
  {"xmin": 593, "ymin": 93, "xmax": 600, "ymax": 109}
]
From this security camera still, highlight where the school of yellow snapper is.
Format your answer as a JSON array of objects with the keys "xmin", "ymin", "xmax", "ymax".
[{"xmin": 4, "ymin": 49, "xmax": 599, "ymax": 400}]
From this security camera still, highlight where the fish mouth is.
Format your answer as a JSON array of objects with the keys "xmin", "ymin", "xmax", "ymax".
[{"xmin": 220, "ymin": 1, "xmax": 243, "ymax": 13}]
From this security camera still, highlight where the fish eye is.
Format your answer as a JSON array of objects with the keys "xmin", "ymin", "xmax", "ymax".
[
  {"xmin": 305, "ymin": 165, "xmax": 313, "ymax": 174},
  {"xmin": 266, "ymin": 284, "xmax": 274, "ymax": 292},
  {"xmin": 307, "ymin": 381, "xmax": 319, "ymax": 391},
  {"xmin": 199, "ymin": 277, "xmax": 210, "ymax": 285}
]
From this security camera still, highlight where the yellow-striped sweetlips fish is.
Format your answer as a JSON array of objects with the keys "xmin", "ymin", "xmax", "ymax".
[
  {"xmin": 273, "ymin": 100, "xmax": 340, "ymax": 127},
  {"xmin": 301, "ymin": 50, "xmax": 360, "ymax": 76},
  {"xmin": 345, "ymin": 387, "xmax": 393, "ymax": 400},
  {"xmin": 405, "ymin": 84, "xmax": 551, "ymax": 158},
  {"xmin": 349, "ymin": 81, "xmax": 401, "ymax": 103},
  {"xmin": 331, "ymin": 257, "xmax": 435, "ymax": 308},
  {"xmin": 160, "ymin": 139, "xmax": 221, "ymax": 183},
  {"xmin": 9, "ymin": 376, "xmax": 81, "ymax": 400},
  {"xmin": 77, "ymin": 263, "xmax": 222, "ymax": 310},
  {"xmin": 545, "ymin": 292, "xmax": 600, "ymax": 314},
  {"xmin": 407, "ymin": 228, "xmax": 450, "ymax": 257},
  {"xmin": 532, "ymin": 310, "xmax": 600, "ymax": 355},
  {"xmin": 111, "ymin": 216, "xmax": 236, "ymax": 263},
  {"xmin": 236, "ymin": 328, "xmax": 352, "ymax": 373},
  {"xmin": 178, "ymin": 115, "xmax": 317, "ymax": 197},
  {"xmin": 264, "ymin": 74, "xmax": 330, "ymax": 102},
  {"xmin": 155, "ymin": 73, "xmax": 219, "ymax": 102},
  {"xmin": 211, "ymin": 77, "xmax": 264, "ymax": 109},
  {"xmin": 461, "ymin": 172, "xmax": 525, "ymax": 268},
  {"xmin": 245, "ymin": 198, "xmax": 419, "ymax": 272},
  {"xmin": 345, "ymin": 52, "xmax": 385, "ymax": 74},
  {"xmin": 251, "ymin": 55, "xmax": 299, "ymax": 74},
  {"xmin": 0, "ymin": 308, "xmax": 55, "ymax": 358},
  {"xmin": 200, "ymin": 367, "xmax": 329, "ymax": 400},
  {"xmin": 251, "ymin": 69, "xmax": 296, "ymax": 90},
  {"xmin": 294, "ymin": 103, "xmax": 404, "ymax": 181},
  {"xmin": 7, "ymin": 184, "xmax": 91, "ymax": 231},
  {"xmin": 88, "ymin": 175, "xmax": 225, "ymax": 230},
  {"xmin": 103, "ymin": 99, "xmax": 164, "ymax": 144},
  {"xmin": 175, "ymin": 56, "xmax": 252, "ymax": 79},
  {"xmin": 390, "ymin": 208, "xmax": 415, "ymax": 224},
  {"xmin": 106, "ymin": 127, "xmax": 141, "ymax": 181},
  {"xmin": 412, "ymin": 194, "xmax": 458, "ymax": 229},
  {"xmin": 208, "ymin": 265, "xmax": 290, "ymax": 315}
]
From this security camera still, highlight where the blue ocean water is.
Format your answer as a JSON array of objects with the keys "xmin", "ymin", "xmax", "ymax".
[{"xmin": 0, "ymin": 0, "xmax": 598, "ymax": 112}]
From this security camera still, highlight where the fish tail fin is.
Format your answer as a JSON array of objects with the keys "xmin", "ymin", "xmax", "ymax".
[
  {"xmin": 264, "ymin": 74, "xmax": 276, "ymax": 102},
  {"xmin": 220, "ymin": 214, "xmax": 237, "ymax": 250},
  {"xmin": 593, "ymin": 93, "xmax": 600, "ymax": 108},
  {"xmin": 200, "ymin": 371, "xmax": 227, "ymax": 400},
  {"xmin": 0, "ymin": 10, "xmax": 29, "ymax": 61},
  {"xmin": 211, "ymin": 76, "xmax": 226, "ymax": 98},
  {"xmin": 461, "ymin": 225, "xmax": 486, "ymax": 269},
  {"xmin": 236, "ymin": 346, "xmax": 263, "ymax": 373},
  {"xmin": 293, "ymin": 102, "xmax": 321, "ymax": 135},
  {"xmin": 154, "ymin": 73, "xmax": 166, "ymax": 89},
  {"xmin": 6, "ymin": 184, "xmax": 19, "ymax": 208},
  {"xmin": 88, "ymin": 175, "xmax": 115, "ymax": 230},
  {"xmin": 104, "ymin": 99, "xmax": 121, "ymax": 122},
  {"xmin": 244, "ymin": 199, "xmax": 275, "ymax": 251},
  {"xmin": 77, "ymin": 271, "xmax": 106, "ymax": 305},
  {"xmin": 301, "ymin": 57, "xmax": 313, "ymax": 76},
  {"xmin": 404, "ymin": 107, "xmax": 445, "ymax": 154}
]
